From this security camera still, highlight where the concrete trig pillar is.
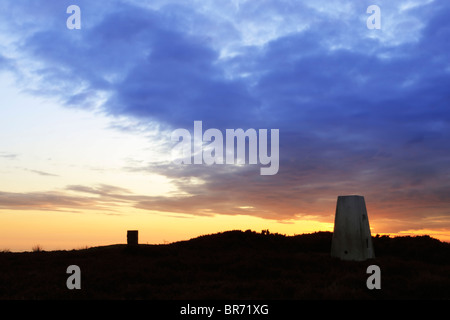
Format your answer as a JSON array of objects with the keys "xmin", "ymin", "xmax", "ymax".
[{"xmin": 331, "ymin": 195, "xmax": 375, "ymax": 261}]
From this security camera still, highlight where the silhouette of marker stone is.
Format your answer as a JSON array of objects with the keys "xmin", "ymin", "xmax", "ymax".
[
  {"xmin": 331, "ymin": 195, "xmax": 375, "ymax": 261},
  {"xmin": 127, "ymin": 230, "xmax": 138, "ymax": 246}
]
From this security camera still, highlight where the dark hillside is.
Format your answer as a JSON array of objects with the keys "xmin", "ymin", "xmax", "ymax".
[{"xmin": 0, "ymin": 230, "xmax": 449, "ymax": 300}]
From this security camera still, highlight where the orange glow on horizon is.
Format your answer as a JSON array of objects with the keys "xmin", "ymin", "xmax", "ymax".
[
  {"xmin": 1, "ymin": 209, "xmax": 335, "ymax": 252},
  {"xmin": 2, "ymin": 207, "xmax": 449, "ymax": 253}
]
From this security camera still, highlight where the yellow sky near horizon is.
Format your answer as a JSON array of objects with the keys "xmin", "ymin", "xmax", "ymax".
[
  {"xmin": 2, "ymin": 205, "xmax": 449, "ymax": 253},
  {"xmin": 0, "ymin": 208, "xmax": 337, "ymax": 252}
]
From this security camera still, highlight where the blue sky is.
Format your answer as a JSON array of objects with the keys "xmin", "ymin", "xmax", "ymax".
[{"xmin": 1, "ymin": 0, "xmax": 450, "ymax": 248}]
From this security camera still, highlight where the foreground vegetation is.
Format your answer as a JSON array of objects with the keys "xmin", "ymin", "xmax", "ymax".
[{"xmin": 0, "ymin": 230, "xmax": 449, "ymax": 299}]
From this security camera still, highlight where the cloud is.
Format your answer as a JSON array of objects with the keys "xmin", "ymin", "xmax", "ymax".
[
  {"xmin": 0, "ymin": 190, "xmax": 102, "ymax": 212},
  {"xmin": 2, "ymin": 175, "xmax": 449, "ymax": 233},
  {"xmin": 4, "ymin": 1, "xmax": 448, "ymax": 129},
  {"xmin": 22, "ymin": 168, "xmax": 59, "ymax": 177},
  {"xmin": 66, "ymin": 184, "xmax": 133, "ymax": 197},
  {"xmin": 0, "ymin": 152, "xmax": 18, "ymax": 160},
  {"xmin": 0, "ymin": 184, "xmax": 137, "ymax": 212}
]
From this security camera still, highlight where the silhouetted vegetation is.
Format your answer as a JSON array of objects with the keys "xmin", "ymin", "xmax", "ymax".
[{"xmin": 0, "ymin": 230, "xmax": 449, "ymax": 299}]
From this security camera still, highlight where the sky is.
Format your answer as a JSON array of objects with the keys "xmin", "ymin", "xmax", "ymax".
[{"xmin": 1, "ymin": 0, "xmax": 450, "ymax": 251}]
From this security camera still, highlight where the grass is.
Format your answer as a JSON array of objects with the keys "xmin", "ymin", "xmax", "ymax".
[{"xmin": 31, "ymin": 245, "xmax": 43, "ymax": 253}]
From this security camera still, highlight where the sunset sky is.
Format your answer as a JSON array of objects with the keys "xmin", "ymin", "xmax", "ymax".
[{"xmin": 1, "ymin": 0, "xmax": 450, "ymax": 251}]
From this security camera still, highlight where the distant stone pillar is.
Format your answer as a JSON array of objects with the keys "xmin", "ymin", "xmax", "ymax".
[
  {"xmin": 127, "ymin": 230, "xmax": 138, "ymax": 246},
  {"xmin": 331, "ymin": 195, "xmax": 375, "ymax": 261}
]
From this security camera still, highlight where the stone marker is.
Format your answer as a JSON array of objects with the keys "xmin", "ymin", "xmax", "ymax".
[
  {"xmin": 127, "ymin": 230, "xmax": 138, "ymax": 246},
  {"xmin": 331, "ymin": 195, "xmax": 375, "ymax": 261}
]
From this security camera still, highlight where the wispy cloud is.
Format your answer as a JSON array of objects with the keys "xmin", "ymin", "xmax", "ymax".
[
  {"xmin": 0, "ymin": 184, "xmax": 134, "ymax": 212},
  {"xmin": 0, "ymin": 152, "xmax": 18, "ymax": 160},
  {"xmin": 21, "ymin": 168, "xmax": 59, "ymax": 177}
]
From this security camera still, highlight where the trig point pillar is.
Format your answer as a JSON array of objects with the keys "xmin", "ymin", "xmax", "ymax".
[
  {"xmin": 331, "ymin": 195, "xmax": 375, "ymax": 261},
  {"xmin": 127, "ymin": 230, "xmax": 139, "ymax": 246}
]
